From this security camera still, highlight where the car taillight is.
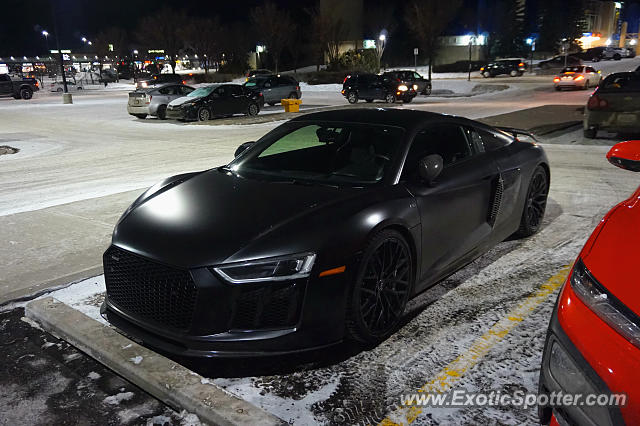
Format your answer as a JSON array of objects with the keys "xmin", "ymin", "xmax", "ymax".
[
  {"xmin": 518, "ymin": 62, "xmax": 525, "ymax": 67},
  {"xmin": 258, "ymin": 92, "xmax": 263, "ymax": 97},
  {"xmin": 553, "ymin": 77, "xmax": 560, "ymax": 83},
  {"xmin": 146, "ymin": 95, "xmax": 152, "ymax": 104},
  {"xmin": 182, "ymin": 80, "xmax": 186, "ymax": 85},
  {"xmin": 587, "ymin": 95, "xmax": 608, "ymax": 110},
  {"xmin": 574, "ymin": 75, "xmax": 585, "ymax": 81},
  {"xmin": 296, "ymin": 86, "xmax": 300, "ymax": 91},
  {"xmin": 343, "ymin": 76, "xmax": 349, "ymax": 84}
]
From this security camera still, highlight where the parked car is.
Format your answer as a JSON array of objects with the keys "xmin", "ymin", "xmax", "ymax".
[
  {"xmin": 383, "ymin": 70, "xmax": 432, "ymax": 95},
  {"xmin": 135, "ymin": 73, "xmax": 184, "ymax": 89},
  {"xmin": 0, "ymin": 73, "xmax": 39, "ymax": 99},
  {"xmin": 553, "ymin": 66, "xmax": 602, "ymax": 91},
  {"xmin": 101, "ymin": 108, "xmax": 549, "ymax": 356},
  {"xmin": 603, "ymin": 46, "xmax": 629, "ymax": 60},
  {"xmin": 577, "ymin": 46, "xmax": 607, "ymax": 62},
  {"xmin": 127, "ymin": 83, "xmax": 195, "ymax": 120},
  {"xmin": 480, "ymin": 59, "xmax": 528, "ymax": 77},
  {"xmin": 165, "ymin": 84, "xmax": 261, "ymax": 121},
  {"xmin": 584, "ymin": 72, "xmax": 640, "ymax": 138},
  {"xmin": 245, "ymin": 69, "xmax": 274, "ymax": 80},
  {"xmin": 538, "ymin": 140, "xmax": 640, "ymax": 426},
  {"xmin": 243, "ymin": 74, "xmax": 301, "ymax": 106},
  {"xmin": 538, "ymin": 55, "xmax": 582, "ymax": 69},
  {"xmin": 342, "ymin": 73, "xmax": 417, "ymax": 104},
  {"xmin": 50, "ymin": 81, "xmax": 83, "ymax": 92}
]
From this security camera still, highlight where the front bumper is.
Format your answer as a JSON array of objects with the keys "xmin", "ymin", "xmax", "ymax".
[
  {"xmin": 101, "ymin": 245, "xmax": 349, "ymax": 357},
  {"xmin": 539, "ymin": 283, "xmax": 631, "ymax": 425},
  {"xmin": 555, "ymin": 81, "xmax": 585, "ymax": 89},
  {"xmin": 166, "ymin": 106, "xmax": 191, "ymax": 120}
]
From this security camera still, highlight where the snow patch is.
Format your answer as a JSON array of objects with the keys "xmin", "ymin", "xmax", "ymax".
[
  {"xmin": 103, "ymin": 391, "xmax": 135, "ymax": 405},
  {"xmin": 129, "ymin": 356, "xmax": 143, "ymax": 365},
  {"xmin": 20, "ymin": 316, "xmax": 43, "ymax": 331},
  {"xmin": 87, "ymin": 371, "xmax": 101, "ymax": 380}
]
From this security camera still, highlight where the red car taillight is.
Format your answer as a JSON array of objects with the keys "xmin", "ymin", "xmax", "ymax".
[
  {"xmin": 587, "ymin": 94, "xmax": 608, "ymax": 110},
  {"xmin": 553, "ymin": 77, "xmax": 560, "ymax": 83},
  {"xmin": 146, "ymin": 95, "xmax": 152, "ymax": 104},
  {"xmin": 574, "ymin": 75, "xmax": 585, "ymax": 81},
  {"xmin": 296, "ymin": 85, "xmax": 300, "ymax": 91},
  {"xmin": 343, "ymin": 75, "xmax": 350, "ymax": 84}
]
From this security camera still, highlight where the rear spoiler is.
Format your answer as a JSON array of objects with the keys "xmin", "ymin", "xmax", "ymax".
[{"xmin": 495, "ymin": 126, "xmax": 538, "ymax": 142}]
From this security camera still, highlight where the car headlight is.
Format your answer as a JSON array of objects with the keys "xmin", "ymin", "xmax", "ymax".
[
  {"xmin": 398, "ymin": 84, "xmax": 409, "ymax": 91},
  {"xmin": 571, "ymin": 259, "xmax": 640, "ymax": 348},
  {"xmin": 141, "ymin": 82, "xmax": 148, "ymax": 88},
  {"xmin": 412, "ymin": 84, "xmax": 418, "ymax": 90},
  {"xmin": 213, "ymin": 253, "xmax": 316, "ymax": 283}
]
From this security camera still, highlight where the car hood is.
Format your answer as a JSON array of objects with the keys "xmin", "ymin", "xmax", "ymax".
[
  {"xmin": 583, "ymin": 184, "xmax": 640, "ymax": 316},
  {"xmin": 112, "ymin": 169, "xmax": 360, "ymax": 268},
  {"xmin": 168, "ymin": 96, "xmax": 199, "ymax": 107}
]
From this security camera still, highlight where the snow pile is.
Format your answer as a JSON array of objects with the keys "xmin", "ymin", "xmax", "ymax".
[{"xmin": 104, "ymin": 391, "xmax": 135, "ymax": 405}]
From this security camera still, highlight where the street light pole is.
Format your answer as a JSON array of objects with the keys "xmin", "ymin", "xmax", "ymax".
[
  {"xmin": 50, "ymin": 2, "xmax": 69, "ymax": 97},
  {"xmin": 467, "ymin": 35, "xmax": 476, "ymax": 82}
]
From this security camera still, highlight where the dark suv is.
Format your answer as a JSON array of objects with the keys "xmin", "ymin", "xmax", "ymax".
[
  {"xmin": 382, "ymin": 70, "xmax": 432, "ymax": 95},
  {"xmin": 480, "ymin": 59, "xmax": 527, "ymax": 77},
  {"xmin": 243, "ymin": 74, "xmax": 301, "ymax": 106},
  {"xmin": 341, "ymin": 73, "xmax": 417, "ymax": 104}
]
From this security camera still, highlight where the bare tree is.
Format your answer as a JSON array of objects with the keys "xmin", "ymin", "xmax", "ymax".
[
  {"xmin": 183, "ymin": 17, "xmax": 222, "ymax": 74},
  {"xmin": 309, "ymin": 4, "xmax": 349, "ymax": 68},
  {"xmin": 136, "ymin": 8, "xmax": 187, "ymax": 74},
  {"xmin": 95, "ymin": 27, "xmax": 128, "ymax": 81},
  {"xmin": 404, "ymin": 0, "xmax": 462, "ymax": 80},
  {"xmin": 249, "ymin": 2, "xmax": 292, "ymax": 73}
]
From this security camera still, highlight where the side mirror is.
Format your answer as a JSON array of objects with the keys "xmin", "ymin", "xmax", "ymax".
[
  {"xmin": 607, "ymin": 140, "xmax": 640, "ymax": 172},
  {"xmin": 418, "ymin": 154, "xmax": 443, "ymax": 185},
  {"xmin": 234, "ymin": 141, "xmax": 256, "ymax": 158}
]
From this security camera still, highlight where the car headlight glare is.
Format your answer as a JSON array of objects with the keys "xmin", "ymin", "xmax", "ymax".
[
  {"xmin": 571, "ymin": 259, "xmax": 640, "ymax": 348},
  {"xmin": 398, "ymin": 84, "xmax": 409, "ymax": 91},
  {"xmin": 412, "ymin": 84, "xmax": 418, "ymax": 90},
  {"xmin": 213, "ymin": 253, "xmax": 316, "ymax": 283}
]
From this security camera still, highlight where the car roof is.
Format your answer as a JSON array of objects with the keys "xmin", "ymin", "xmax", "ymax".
[{"xmin": 289, "ymin": 108, "xmax": 478, "ymax": 131}]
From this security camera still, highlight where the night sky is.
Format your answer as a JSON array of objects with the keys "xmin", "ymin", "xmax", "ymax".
[{"xmin": 2, "ymin": 0, "xmax": 640, "ymax": 56}]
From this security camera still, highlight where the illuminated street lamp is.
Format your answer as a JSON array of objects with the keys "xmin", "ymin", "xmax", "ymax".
[
  {"xmin": 467, "ymin": 34, "xmax": 477, "ymax": 81},
  {"xmin": 526, "ymin": 37, "xmax": 536, "ymax": 71},
  {"xmin": 377, "ymin": 32, "xmax": 387, "ymax": 71},
  {"xmin": 41, "ymin": 30, "xmax": 50, "ymax": 52}
]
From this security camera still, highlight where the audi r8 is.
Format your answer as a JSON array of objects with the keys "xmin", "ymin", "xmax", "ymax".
[{"xmin": 101, "ymin": 109, "xmax": 549, "ymax": 357}]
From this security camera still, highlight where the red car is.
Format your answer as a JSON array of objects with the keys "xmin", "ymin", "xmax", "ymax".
[{"xmin": 539, "ymin": 140, "xmax": 640, "ymax": 425}]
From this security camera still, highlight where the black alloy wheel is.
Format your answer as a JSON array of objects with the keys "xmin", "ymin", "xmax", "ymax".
[
  {"xmin": 347, "ymin": 91, "xmax": 358, "ymax": 104},
  {"xmin": 346, "ymin": 230, "xmax": 413, "ymax": 344},
  {"xmin": 198, "ymin": 107, "xmax": 211, "ymax": 121},
  {"xmin": 21, "ymin": 88, "xmax": 33, "ymax": 99},
  {"xmin": 288, "ymin": 92, "xmax": 298, "ymax": 99},
  {"xmin": 516, "ymin": 166, "xmax": 549, "ymax": 237},
  {"xmin": 247, "ymin": 103, "xmax": 259, "ymax": 116}
]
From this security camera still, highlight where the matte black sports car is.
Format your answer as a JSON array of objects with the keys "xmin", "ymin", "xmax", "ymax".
[
  {"xmin": 166, "ymin": 84, "xmax": 262, "ymax": 121},
  {"xmin": 101, "ymin": 109, "xmax": 550, "ymax": 357}
]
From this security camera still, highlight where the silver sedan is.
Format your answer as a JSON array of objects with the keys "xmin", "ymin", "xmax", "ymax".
[{"xmin": 127, "ymin": 83, "xmax": 195, "ymax": 119}]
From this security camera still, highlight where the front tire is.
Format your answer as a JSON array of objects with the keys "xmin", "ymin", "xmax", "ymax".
[
  {"xmin": 197, "ymin": 107, "xmax": 211, "ymax": 121},
  {"xmin": 346, "ymin": 230, "xmax": 413, "ymax": 344},
  {"xmin": 583, "ymin": 128, "xmax": 597, "ymax": 139},
  {"xmin": 515, "ymin": 166, "xmax": 549, "ymax": 238},
  {"xmin": 483, "ymin": 71, "xmax": 491, "ymax": 78},
  {"xmin": 384, "ymin": 93, "xmax": 396, "ymax": 103},
  {"xmin": 510, "ymin": 70, "xmax": 519, "ymax": 77},
  {"xmin": 246, "ymin": 102, "xmax": 259, "ymax": 116}
]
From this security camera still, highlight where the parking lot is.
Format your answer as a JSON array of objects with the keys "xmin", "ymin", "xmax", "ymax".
[{"xmin": 2, "ymin": 57, "xmax": 640, "ymax": 425}]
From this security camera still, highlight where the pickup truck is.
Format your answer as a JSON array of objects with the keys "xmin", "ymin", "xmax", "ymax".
[{"xmin": 0, "ymin": 74, "xmax": 39, "ymax": 99}]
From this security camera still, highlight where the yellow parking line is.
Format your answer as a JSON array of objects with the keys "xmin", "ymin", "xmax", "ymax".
[{"xmin": 379, "ymin": 265, "xmax": 572, "ymax": 426}]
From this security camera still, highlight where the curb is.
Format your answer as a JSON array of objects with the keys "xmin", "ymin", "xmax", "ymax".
[{"xmin": 25, "ymin": 297, "xmax": 286, "ymax": 426}]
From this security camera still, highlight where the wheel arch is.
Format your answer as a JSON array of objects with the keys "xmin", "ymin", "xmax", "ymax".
[{"xmin": 367, "ymin": 221, "xmax": 420, "ymax": 292}]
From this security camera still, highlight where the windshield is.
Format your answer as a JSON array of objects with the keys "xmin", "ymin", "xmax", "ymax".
[
  {"xmin": 188, "ymin": 86, "xmax": 215, "ymax": 97},
  {"xmin": 227, "ymin": 122, "xmax": 405, "ymax": 186}
]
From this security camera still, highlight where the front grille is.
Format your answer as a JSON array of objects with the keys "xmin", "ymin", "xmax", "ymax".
[
  {"xmin": 230, "ymin": 282, "xmax": 304, "ymax": 330},
  {"xmin": 104, "ymin": 246, "xmax": 198, "ymax": 331}
]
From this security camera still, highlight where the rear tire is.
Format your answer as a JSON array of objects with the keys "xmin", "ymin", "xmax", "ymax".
[
  {"xmin": 583, "ymin": 128, "xmax": 597, "ymax": 139},
  {"xmin": 133, "ymin": 114, "xmax": 147, "ymax": 119},
  {"xmin": 510, "ymin": 70, "xmax": 519, "ymax": 77},
  {"xmin": 287, "ymin": 92, "xmax": 298, "ymax": 99},
  {"xmin": 347, "ymin": 91, "xmax": 358, "ymax": 104},
  {"xmin": 422, "ymin": 86, "xmax": 432, "ymax": 96},
  {"xmin": 346, "ymin": 229, "xmax": 413, "ymax": 344},
  {"xmin": 483, "ymin": 71, "xmax": 490, "ymax": 78},
  {"xmin": 384, "ymin": 93, "xmax": 396, "ymax": 103},
  {"xmin": 515, "ymin": 166, "xmax": 549, "ymax": 238},
  {"xmin": 157, "ymin": 105, "xmax": 167, "ymax": 120},
  {"xmin": 20, "ymin": 87, "xmax": 33, "ymax": 99}
]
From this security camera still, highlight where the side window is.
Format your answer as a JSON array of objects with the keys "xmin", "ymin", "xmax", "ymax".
[
  {"xmin": 213, "ymin": 86, "xmax": 226, "ymax": 98},
  {"xmin": 586, "ymin": 67, "xmax": 596, "ymax": 73},
  {"xmin": 413, "ymin": 72, "xmax": 422, "ymax": 80},
  {"xmin": 158, "ymin": 86, "xmax": 173, "ymax": 95},
  {"xmin": 229, "ymin": 85, "xmax": 242, "ymax": 96},
  {"xmin": 181, "ymin": 86, "xmax": 194, "ymax": 95},
  {"xmin": 276, "ymin": 76, "xmax": 292, "ymax": 86},
  {"xmin": 401, "ymin": 124, "xmax": 472, "ymax": 180},
  {"xmin": 478, "ymin": 129, "xmax": 513, "ymax": 151},
  {"xmin": 0, "ymin": 75, "xmax": 10, "ymax": 82},
  {"xmin": 465, "ymin": 128, "xmax": 485, "ymax": 154}
]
